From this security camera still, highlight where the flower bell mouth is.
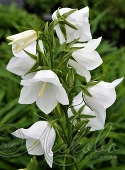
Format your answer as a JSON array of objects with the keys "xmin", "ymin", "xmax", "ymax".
[{"xmin": 39, "ymin": 82, "xmax": 46, "ymax": 96}]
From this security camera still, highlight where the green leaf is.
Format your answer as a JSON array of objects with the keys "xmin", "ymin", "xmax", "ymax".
[
  {"xmin": 60, "ymin": 19, "xmax": 78, "ymax": 30},
  {"xmin": 67, "ymin": 38, "xmax": 80, "ymax": 48},
  {"xmin": 59, "ymin": 22, "xmax": 67, "ymax": 40},
  {"xmin": 73, "ymin": 119, "xmax": 89, "ymax": 133},
  {"xmin": 0, "ymin": 89, "xmax": 5, "ymax": 102},
  {"xmin": 25, "ymin": 62, "xmax": 39, "ymax": 75},
  {"xmin": 62, "ymin": 9, "xmax": 77, "ymax": 19},
  {"xmin": 100, "ymin": 166, "xmax": 125, "ymax": 170},
  {"xmin": 83, "ymin": 88, "xmax": 92, "ymax": 97},
  {"xmin": 24, "ymin": 157, "xmax": 37, "ymax": 170},
  {"xmin": 56, "ymin": 8, "xmax": 61, "ymax": 18},
  {"xmin": 78, "ymin": 105, "xmax": 85, "ymax": 114},
  {"xmin": 59, "ymin": 51, "xmax": 72, "ymax": 66},
  {"xmin": 79, "ymin": 114, "xmax": 96, "ymax": 119},
  {"xmin": 66, "ymin": 68, "xmax": 75, "ymax": 88},
  {"xmin": 23, "ymin": 50, "xmax": 37, "ymax": 60}
]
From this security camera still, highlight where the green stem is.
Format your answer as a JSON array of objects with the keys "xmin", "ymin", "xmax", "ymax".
[
  {"xmin": 63, "ymin": 154, "xmax": 67, "ymax": 170},
  {"xmin": 70, "ymin": 150, "xmax": 79, "ymax": 170},
  {"xmin": 55, "ymin": 106, "xmax": 79, "ymax": 170},
  {"xmin": 64, "ymin": 107, "xmax": 72, "ymax": 143}
]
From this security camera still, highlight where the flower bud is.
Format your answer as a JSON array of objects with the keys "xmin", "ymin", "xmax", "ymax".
[{"xmin": 7, "ymin": 30, "xmax": 39, "ymax": 52}]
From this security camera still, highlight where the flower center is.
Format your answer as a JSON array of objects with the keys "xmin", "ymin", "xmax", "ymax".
[
  {"xmin": 30, "ymin": 139, "xmax": 39, "ymax": 149},
  {"xmin": 39, "ymin": 82, "xmax": 46, "ymax": 96}
]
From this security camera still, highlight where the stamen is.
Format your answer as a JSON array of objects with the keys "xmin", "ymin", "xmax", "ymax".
[
  {"xmin": 39, "ymin": 82, "xmax": 46, "ymax": 96},
  {"xmin": 30, "ymin": 140, "xmax": 39, "ymax": 148}
]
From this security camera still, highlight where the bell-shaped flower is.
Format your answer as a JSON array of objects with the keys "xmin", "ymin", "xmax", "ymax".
[
  {"xmin": 19, "ymin": 70, "xmax": 69, "ymax": 114},
  {"xmin": 6, "ymin": 41, "xmax": 43, "ymax": 77},
  {"xmin": 12, "ymin": 121, "xmax": 56, "ymax": 168},
  {"xmin": 84, "ymin": 78, "xmax": 123, "ymax": 110},
  {"xmin": 52, "ymin": 7, "xmax": 92, "ymax": 44},
  {"xmin": 7, "ymin": 30, "xmax": 39, "ymax": 52},
  {"xmin": 68, "ymin": 59, "xmax": 91, "ymax": 82},
  {"xmin": 72, "ymin": 37, "xmax": 102, "ymax": 70},
  {"xmin": 68, "ymin": 92, "xmax": 106, "ymax": 131}
]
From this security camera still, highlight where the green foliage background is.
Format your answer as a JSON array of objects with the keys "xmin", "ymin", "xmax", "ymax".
[{"xmin": 0, "ymin": 1, "xmax": 125, "ymax": 170}]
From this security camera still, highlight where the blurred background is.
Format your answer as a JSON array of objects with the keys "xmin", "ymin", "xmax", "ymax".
[{"xmin": 0, "ymin": 0, "xmax": 125, "ymax": 170}]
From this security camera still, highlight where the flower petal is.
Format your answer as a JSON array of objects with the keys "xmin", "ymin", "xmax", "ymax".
[
  {"xmin": 68, "ymin": 59, "xmax": 91, "ymax": 82},
  {"xmin": 52, "ymin": 7, "xmax": 92, "ymax": 44},
  {"xmin": 41, "ymin": 127, "xmax": 56, "ymax": 168},
  {"xmin": 87, "ymin": 78, "xmax": 123, "ymax": 108},
  {"xmin": 72, "ymin": 50, "xmax": 102, "ymax": 70},
  {"xmin": 12, "ymin": 128, "xmax": 28, "ymax": 139},
  {"xmin": 12, "ymin": 41, "xmax": 37, "ymax": 58},
  {"xmin": 36, "ymin": 83, "xmax": 58, "ymax": 114},
  {"xmin": 12, "ymin": 121, "xmax": 49, "ymax": 139},
  {"xmin": 21, "ymin": 70, "xmax": 61, "ymax": 86},
  {"xmin": 19, "ymin": 82, "xmax": 42, "ymax": 104},
  {"xmin": 6, "ymin": 56, "xmax": 36, "ymax": 76},
  {"xmin": 84, "ymin": 95, "xmax": 106, "ymax": 123},
  {"xmin": 88, "ymin": 118, "xmax": 104, "ymax": 131},
  {"xmin": 56, "ymin": 86, "xmax": 69, "ymax": 105},
  {"xmin": 26, "ymin": 138, "xmax": 44, "ymax": 155},
  {"xmin": 33, "ymin": 70, "xmax": 61, "ymax": 86},
  {"xmin": 83, "ymin": 37, "xmax": 102, "ymax": 52}
]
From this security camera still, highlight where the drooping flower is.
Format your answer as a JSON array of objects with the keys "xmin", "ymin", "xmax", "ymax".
[
  {"xmin": 84, "ymin": 78, "xmax": 123, "ymax": 112},
  {"xmin": 6, "ymin": 41, "xmax": 43, "ymax": 77},
  {"xmin": 72, "ymin": 37, "xmax": 102, "ymax": 70},
  {"xmin": 52, "ymin": 7, "xmax": 92, "ymax": 44},
  {"xmin": 68, "ymin": 92, "xmax": 106, "ymax": 131},
  {"xmin": 7, "ymin": 30, "xmax": 39, "ymax": 52},
  {"xmin": 12, "ymin": 121, "xmax": 56, "ymax": 168},
  {"xmin": 19, "ymin": 70, "xmax": 69, "ymax": 114}
]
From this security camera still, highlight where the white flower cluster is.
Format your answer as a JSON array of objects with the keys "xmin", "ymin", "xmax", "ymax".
[{"xmin": 6, "ymin": 7, "xmax": 123, "ymax": 168}]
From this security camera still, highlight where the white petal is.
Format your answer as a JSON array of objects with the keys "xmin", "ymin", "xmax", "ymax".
[
  {"xmin": 41, "ymin": 127, "xmax": 56, "ymax": 168},
  {"xmin": 72, "ymin": 50, "xmax": 102, "ymax": 70},
  {"xmin": 31, "ymin": 70, "xmax": 61, "ymax": 86},
  {"xmin": 12, "ymin": 41, "xmax": 37, "ymax": 57},
  {"xmin": 12, "ymin": 121, "xmax": 50, "ymax": 139},
  {"xmin": 68, "ymin": 59, "xmax": 91, "ymax": 82},
  {"xmin": 6, "ymin": 56, "xmax": 36, "ymax": 76},
  {"xmin": 22, "ymin": 72, "xmax": 36, "ymax": 80},
  {"xmin": 84, "ymin": 96, "xmax": 106, "ymax": 123},
  {"xmin": 53, "ymin": 25, "xmax": 66, "ymax": 44},
  {"xmin": 52, "ymin": 7, "xmax": 92, "ymax": 43},
  {"xmin": 68, "ymin": 92, "xmax": 105, "ymax": 130},
  {"xmin": 12, "ymin": 128, "xmax": 28, "ymax": 139},
  {"xmin": 56, "ymin": 86, "xmax": 69, "ymax": 105},
  {"xmin": 88, "ymin": 118, "xmax": 104, "ymax": 131},
  {"xmin": 52, "ymin": 8, "xmax": 72, "ymax": 19},
  {"xmin": 19, "ymin": 82, "xmax": 42, "ymax": 104},
  {"xmin": 84, "ymin": 37, "xmax": 102, "ymax": 52},
  {"xmin": 26, "ymin": 138, "xmax": 44, "ymax": 155},
  {"xmin": 87, "ymin": 78, "xmax": 123, "ymax": 108},
  {"xmin": 36, "ymin": 83, "xmax": 58, "ymax": 114},
  {"xmin": 66, "ymin": 7, "xmax": 92, "ymax": 42},
  {"xmin": 70, "ymin": 7, "xmax": 89, "ymax": 23}
]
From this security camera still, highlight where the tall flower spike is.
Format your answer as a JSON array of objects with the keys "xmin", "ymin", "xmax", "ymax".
[
  {"xmin": 52, "ymin": 7, "xmax": 92, "ymax": 44},
  {"xmin": 68, "ymin": 92, "xmax": 106, "ymax": 131},
  {"xmin": 6, "ymin": 41, "xmax": 43, "ymax": 77},
  {"xmin": 12, "ymin": 121, "xmax": 56, "ymax": 168},
  {"xmin": 19, "ymin": 70, "xmax": 69, "ymax": 114},
  {"xmin": 72, "ymin": 37, "xmax": 102, "ymax": 70},
  {"xmin": 7, "ymin": 30, "xmax": 39, "ymax": 52}
]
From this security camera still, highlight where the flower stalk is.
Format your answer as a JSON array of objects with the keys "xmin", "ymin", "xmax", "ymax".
[{"xmin": 6, "ymin": 6, "xmax": 123, "ymax": 170}]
